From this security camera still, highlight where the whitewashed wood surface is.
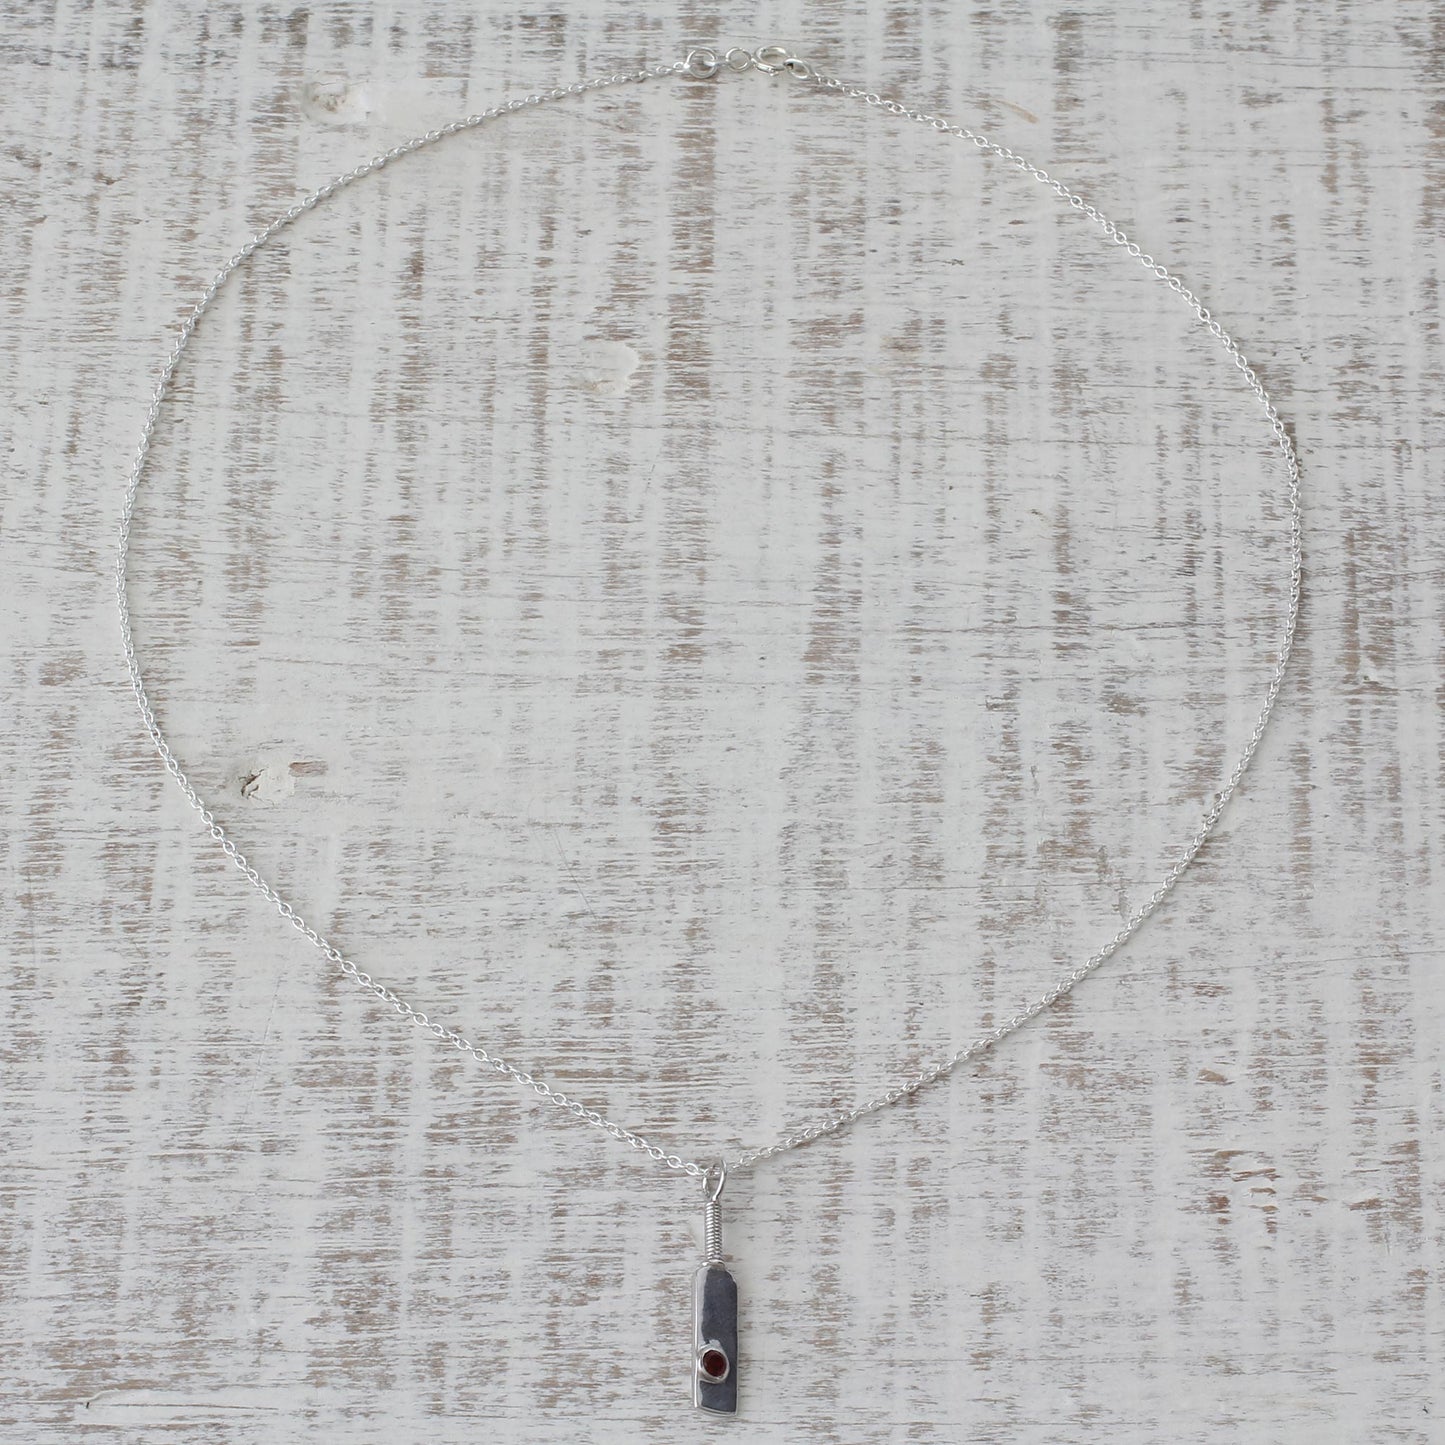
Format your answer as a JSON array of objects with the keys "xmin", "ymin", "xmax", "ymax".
[{"xmin": 3, "ymin": 3, "xmax": 1442, "ymax": 1441}]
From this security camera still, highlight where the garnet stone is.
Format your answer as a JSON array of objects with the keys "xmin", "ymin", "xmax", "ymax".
[{"xmin": 698, "ymin": 1347, "xmax": 729, "ymax": 1382}]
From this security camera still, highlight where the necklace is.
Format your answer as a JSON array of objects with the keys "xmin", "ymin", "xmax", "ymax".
[{"xmin": 115, "ymin": 42, "xmax": 1303, "ymax": 1417}]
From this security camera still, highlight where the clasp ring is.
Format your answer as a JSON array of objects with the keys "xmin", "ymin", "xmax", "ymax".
[{"xmin": 683, "ymin": 48, "xmax": 719, "ymax": 79}]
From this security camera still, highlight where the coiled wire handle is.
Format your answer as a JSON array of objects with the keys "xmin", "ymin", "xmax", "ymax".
[{"xmin": 703, "ymin": 1160, "xmax": 727, "ymax": 1264}]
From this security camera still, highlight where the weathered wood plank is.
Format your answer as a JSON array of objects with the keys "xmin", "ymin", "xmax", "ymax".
[{"xmin": 2, "ymin": 3, "xmax": 1442, "ymax": 1441}]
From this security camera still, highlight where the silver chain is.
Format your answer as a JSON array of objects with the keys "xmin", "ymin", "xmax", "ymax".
[{"xmin": 115, "ymin": 44, "xmax": 1303, "ymax": 1183}]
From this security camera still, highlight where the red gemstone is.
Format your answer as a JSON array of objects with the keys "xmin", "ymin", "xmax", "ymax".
[{"xmin": 699, "ymin": 1348, "xmax": 729, "ymax": 1381}]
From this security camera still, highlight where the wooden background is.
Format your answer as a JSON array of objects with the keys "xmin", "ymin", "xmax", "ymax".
[{"xmin": 3, "ymin": 2, "xmax": 1442, "ymax": 1441}]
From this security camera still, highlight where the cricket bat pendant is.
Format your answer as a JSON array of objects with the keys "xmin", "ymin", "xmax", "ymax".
[{"xmin": 692, "ymin": 1162, "xmax": 738, "ymax": 1415}]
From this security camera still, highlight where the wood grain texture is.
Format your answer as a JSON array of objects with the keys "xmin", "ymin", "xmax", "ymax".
[{"xmin": 2, "ymin": 2, "xmax": 1442, "ymax": 1441}]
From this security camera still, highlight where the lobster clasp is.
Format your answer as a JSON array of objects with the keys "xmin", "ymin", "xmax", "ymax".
[
  {"xmin": 750, "ymin": 44, "xmax": 810, "ymax": 77},
  {"xmin": 750, "ymin": 44, "xmax": 792, "ymax": 74}
]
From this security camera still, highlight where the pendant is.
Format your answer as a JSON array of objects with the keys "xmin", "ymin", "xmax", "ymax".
[{"xmin": 692, "ymin": 1162, "xmax": 738, "ymax": 1415}]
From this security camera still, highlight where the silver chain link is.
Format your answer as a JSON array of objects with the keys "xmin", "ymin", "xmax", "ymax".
[{"xmin": 115, "ymin": 45, "xmax": 1303, "ymax": 1184}]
